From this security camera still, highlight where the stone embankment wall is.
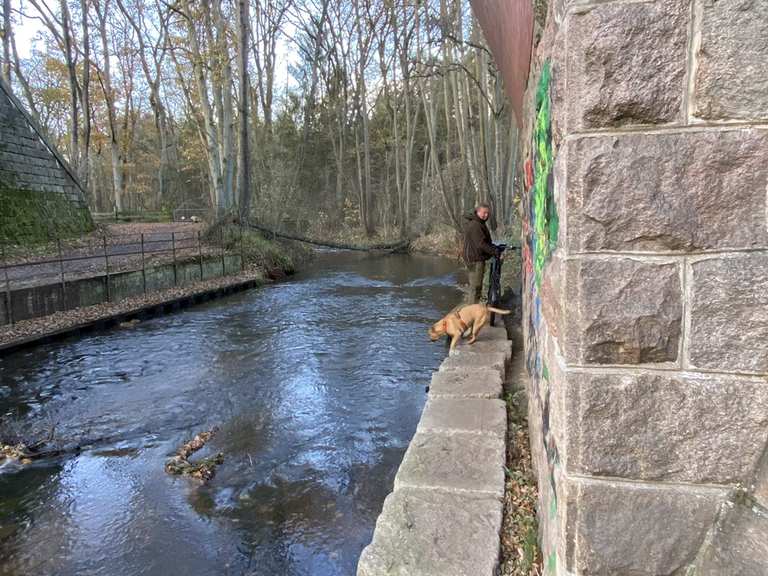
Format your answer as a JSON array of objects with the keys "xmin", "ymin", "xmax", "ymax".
[
  {"xmin": 513, "ymin": 0, "xmax": 768, "ymax": 573},
  {"xmin": 0, "ymin": 79, "xmax": 92, "ymax": 244},
  {"xmin": 0, "ymin": 255, "xmax": 243, "ymax": 326},
  {"xmin": 357, "ymin": 326, "xmax": 512, "ymax": 576}
]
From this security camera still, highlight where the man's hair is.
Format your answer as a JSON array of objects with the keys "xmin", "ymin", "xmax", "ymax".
[{"xmin": 475, "ymin": 202, "xmax": 490, "ymax": 212}]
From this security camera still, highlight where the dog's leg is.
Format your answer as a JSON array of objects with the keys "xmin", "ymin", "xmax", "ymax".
[
  {"xmin": 467, "ymin": 315, "xmax": 487, "ymax": 344},
  {"xmin": 449, "ymin": 332, "xmax": 461, "ymax": 353}
]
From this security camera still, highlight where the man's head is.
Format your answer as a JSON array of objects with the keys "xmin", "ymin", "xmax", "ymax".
[{"xmin": 475, "ymin": 202, "xmax": 490, "ymax": 221}]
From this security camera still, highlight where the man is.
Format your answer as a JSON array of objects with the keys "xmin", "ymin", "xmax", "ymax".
[{"xmin": 462, "ymin": 202, "xmax": 501, "ymax": 304}]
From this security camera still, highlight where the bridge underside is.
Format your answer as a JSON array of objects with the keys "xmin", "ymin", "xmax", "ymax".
[{"xmin": 470, "ymin": 0, "xmax": 768, "ymax": 574}]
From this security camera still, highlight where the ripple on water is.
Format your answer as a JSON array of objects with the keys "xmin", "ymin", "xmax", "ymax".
[{"xmin": 0, "ymin": 252, "xmax": 463, "ymax": 576}]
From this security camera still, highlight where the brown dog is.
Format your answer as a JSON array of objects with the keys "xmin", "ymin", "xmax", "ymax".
[{"xmin": 428, "ymin": 304, "xmax": 510, "ymax": 352}]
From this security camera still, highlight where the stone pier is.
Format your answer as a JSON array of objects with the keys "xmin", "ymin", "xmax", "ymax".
[
  {"xmin": 470, "ymin": 0, "xmax": 768, "ymax": 573},
  {"xmin": 357, "ymin": 325, "xmax": 512, "ymax": 576}
]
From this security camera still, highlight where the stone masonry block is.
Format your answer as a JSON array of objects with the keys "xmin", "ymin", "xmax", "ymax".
[
  {"xmin": 566, "ymin": 0, "xmax": 688, "ymax": 130},
  {"xmin": 565, "ymin": 258, "xmax": 682, "ymax": 365},
  {"xmin": 453, "ymin": 339, "xmax": 512, "ymax": 361},
  {"xmin": 394, "ymin": 432, "xmax": 506, "ymax": 497},
  {"xmin": 566, "ymin": 370, "xmax": 768, "ymax": 484},
  {"xmin": 693, "ymin": 0, "xmax": 768, "ymax": 121},
  {"xmin": 357, "ymin": 487, "xmax": 502, "ymax": 576},
  {"xmin": 689, "ymin": 253, "xmax": 768, "ymax": 374},
  {"xmin": 417, "ymin": 398, "xmax": 506, "ymax": 438},
  {"xmin": 440, "ymin": 351, "xmax": 506, "ymax": 377},
  {"xmin": 566, "ymin": 130, "xmax": 768, "ymax": 253},
  {"xmin": 428, "ymin": 369, "xmax": 503, "ymax": 399},
  {"xmin": 565, "ymin": 477, "xmax": 726, "ymax": 575},
  {"xmin": 696, "ymin": 497, "xmax": 768, "ymax": 576}
]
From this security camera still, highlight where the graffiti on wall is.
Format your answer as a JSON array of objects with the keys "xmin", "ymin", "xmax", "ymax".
[{"xmin": 521, "ymin": 59, "xmax": 561, "ymax": 574}]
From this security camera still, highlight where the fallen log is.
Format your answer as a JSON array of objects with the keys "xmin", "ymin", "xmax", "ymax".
[{"xmin": 245, "ymin": 222, "xmax": 411, "ymax": 253}]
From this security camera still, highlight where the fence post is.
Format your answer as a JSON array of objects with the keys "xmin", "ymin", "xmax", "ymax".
[
  {"xmin": 57, "ymin": 237, "xmax": 66, "ymax": 311},
  {"xmin": 140, "ymin": 233, "xmax": 147, "ymax": 295},
  {"xmin": 220, "ymin": 226, "xmax": 226, "ymax": 277},
  {"xmin": 240, "ymin": 224, "xmax": 245, "ymax": 272},
  {"xmin": 1, "ymin": 243, "xmax": 12, "ymax": 325},
  {"xmin": 172, "ymin": 231, "xmax": 178, "ymax": 286},
  {"xmin": 198, "ymin": 231, "xmax": 204, "ymax": 282},
  {"xmin": 103, "ymin": 234, "xmax": 111, "ymax": 303}
]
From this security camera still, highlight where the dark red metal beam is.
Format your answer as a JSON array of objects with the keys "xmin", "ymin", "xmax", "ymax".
[{"xmin": 469, "ymin": 0, "xmax": 534, "ymax": 123}]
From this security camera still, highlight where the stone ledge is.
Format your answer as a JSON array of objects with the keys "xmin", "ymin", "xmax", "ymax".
[
  {"xmin": 357, "ymin": 487, "xmax": 503, "ymax": 576},
  {"xmin": 428, "ymin": 368, "xmax": 503, "ymax": 399},
  {"xmin": 394, "ymin": 432, "xmax": 506, "ymax": 497},
  {"xmin": 417, "ymin": 398, "xmax": 506, "ymax": 438},
  {"xmin": 439, "ymin": 351, "xmax": 507, "ymax": 376},
  {"xmin": 453, "ymin": 338, "xmax": 513, "ymax": 361}
]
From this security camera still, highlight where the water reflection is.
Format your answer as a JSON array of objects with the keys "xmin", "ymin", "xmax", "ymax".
[{"xmin": 0, "ymin": 251, "xmax": 461, "ymax": 576}]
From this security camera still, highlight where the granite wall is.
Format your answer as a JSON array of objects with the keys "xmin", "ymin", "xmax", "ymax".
[{"xmin": 512, "ymin": 0, "xmax": 768, "ymax": 573}]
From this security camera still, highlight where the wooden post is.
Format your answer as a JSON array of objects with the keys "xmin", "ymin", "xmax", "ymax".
[
  {"xmin": 57, "ymin": 238, "xmax": 67, "ymax": 311},
  {"xmin": 172, "ymin": 231, "xmax": 178, "ymax": 286},
  {"xmin": 103, "ymin": 234, "xmax": 111, "ymax": 302},
  {"xmin": 140, "ymin": 233, "xmax": 147, "ymax": 294},
  {"xmin": 240, "ymin": 224, "xmax": 245, "ymax": 272},
  {"xmin": 198, "ymin": 231, "xmax": 204, "ymax": 281},
  {"xmin": 220, "ymin": 226, "xmax": 226, "ymax": 276},
  {"xmin": 1, "ymin": 242, "xmax": 12, "ymax": 325}
]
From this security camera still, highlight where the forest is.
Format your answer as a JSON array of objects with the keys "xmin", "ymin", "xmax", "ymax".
[{"xmin": 1, "ymin": 0, "xmax": 520, "ymax": 240}]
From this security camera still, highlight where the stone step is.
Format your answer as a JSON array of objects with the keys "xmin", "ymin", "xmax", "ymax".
[
  {"xmin": 452, "ymin": 338, "xmax": 513, "ymax": 361},
  {"xmin": 428, "ymin": 368, "xmax": 503, "ymax": 399},
  {"xmin": 417, "ymin": 397, "xmax": 507, "ymax": 438},
  {"xmin": 439, "ymin": 351, "xmax": 507, "ymax": 377},
  {"xmin": 394, "ymin": 432, "xmax": 506, "ymax": 497},
  {"xmin": 357, "ymin": 487, "xmax": 503, "ymax": 576}
]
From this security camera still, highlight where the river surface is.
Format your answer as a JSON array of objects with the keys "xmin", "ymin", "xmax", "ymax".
[{"xmin": 0, "ymin": 251, "xmax": 462, "ymax": 576}]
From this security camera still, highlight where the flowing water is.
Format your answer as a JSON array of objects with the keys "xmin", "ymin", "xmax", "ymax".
[{"xmin": 0, "ymin": 251, "xmax": 463, "ymax": 576}]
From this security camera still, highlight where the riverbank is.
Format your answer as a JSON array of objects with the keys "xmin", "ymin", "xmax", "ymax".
[{"xmin": 0, "ymin": 228, "xmax": 310, "ymax": 352}]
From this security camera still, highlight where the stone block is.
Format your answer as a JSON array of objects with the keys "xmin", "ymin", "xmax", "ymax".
[
  {"xmin": 417, "ymin": 398, "xmax": 506, "ymax": 438},
  {"xmin": 689, "ymin": 254, "xmax": 768, "ymax": 374},
  {"xmin": 696, "ymin": 497, "xmax": 768, "ymax": 576},
  {"xmin": 453, "ymin": 339, "xmax": 512, "ymax": 361},
  {"xmin": 566, "ymin": 370, "xmax": 768, "ymax": 484},
  {"xmin": 693, "ymin": 0, "xmax": 768, "ymax": 121},
  {"xmin": 565, "ymin": 477, "xmax": 726, "ymax": 575},
  {"xmin": 357, "ymin": 487, "xmax": 502, "ymax": 576},
  {"xmin": 566, "ymin": 130, "xmax": 768, "ymax": 253},
  {"xmin": 440, "ymin": 351, "xmax": 506, "ymax": 376},
  {"xmin": 394, "ymin": 432, "xmax": 506, "ymax": 497},
  {"xmin": 566, "ymin": 0, "xmax": 688, "ymax": 130},
  {"xmin": 428, "ymin": 369, "xmax": 503, "ymax": 399},
  {"xmin": 565, "ymin": 258, "xmax": 682, "ymax": 365}
]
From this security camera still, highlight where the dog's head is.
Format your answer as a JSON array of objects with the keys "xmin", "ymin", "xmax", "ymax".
[{"xmin": 428, "ymin": 319, "xmax": 446, "ymax": 341}]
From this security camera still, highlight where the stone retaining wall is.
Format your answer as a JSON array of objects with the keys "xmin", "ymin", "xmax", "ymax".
[
  {"xmin": 0, "ymin": 255, "xmax": 242, "ymax": 325},
  {"xmin": 507, "ymin": 0, "xmax": 768, "ymax": 573},
  {"xmin": 357, "ymin": 326, "xmax": 512, "ymax": 576},
  {"xmin": 0, "ymin": 78, "xmax": 92, "ymax": 244}
]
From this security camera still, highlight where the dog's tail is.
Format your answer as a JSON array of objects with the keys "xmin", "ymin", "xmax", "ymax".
[{"xmin": 487, "ymin": 307, "xmax": 511, "ymax": 315}]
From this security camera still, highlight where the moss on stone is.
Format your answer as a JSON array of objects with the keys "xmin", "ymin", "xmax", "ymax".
[{"xmin": 0, "ymin": 185, "xmax": 93, "ymax": 245}]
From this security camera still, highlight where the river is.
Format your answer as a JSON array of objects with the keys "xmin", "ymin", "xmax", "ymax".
[{"xmin": 0, "ymin": 251, "xmax": 462, "ymax": 576}]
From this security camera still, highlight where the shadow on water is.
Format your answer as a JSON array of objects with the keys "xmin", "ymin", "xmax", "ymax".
[{"xmin": 0, "ymin": 251, "xmax": 462, "ymax": 576}]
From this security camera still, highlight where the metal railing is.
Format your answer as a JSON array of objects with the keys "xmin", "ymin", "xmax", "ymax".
[{"xmin": 1, "ymin": 225, "xmax": 246, "ymax": 325}]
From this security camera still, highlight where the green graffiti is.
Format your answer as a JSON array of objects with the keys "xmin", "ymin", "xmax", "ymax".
[
  {"xmin": 547, "ymin": 551, "xmax": 557, "ymax": 574},
  {"xmin": 549, "ymin": 493, "xmax": 557, "ymax": 519},
  {"xmin": 542, "ymin": 362, "xmax": 550, "ymax": 382},
  {"xmin": 532, "ymin": 60, "xmax": 559, "ymax": 288}
]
